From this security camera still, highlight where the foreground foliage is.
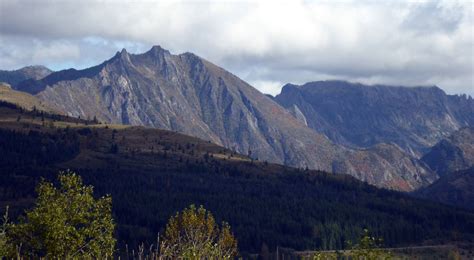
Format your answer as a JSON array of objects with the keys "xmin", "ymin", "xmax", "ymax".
[
  {"xmin": 6, "ymin": 172, "xmax": 116, "ymax": 258},
  {"xmin": 312, "ymin": 229, "xmax": 391, "ymax": 260},
  {"xmin": 160, "ymin": 204, "xmax": 238, "ymax": 259},
  {"xmin": 0, "ymin": 207, "xmax": 10, "ymax": 257},
  {"xmin": 349, "ymin": 229, "xmax": 390, "ymax": 259}
]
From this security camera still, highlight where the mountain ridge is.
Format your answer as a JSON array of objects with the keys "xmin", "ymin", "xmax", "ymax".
[
  {"xmin": 0, "ymin": 65, "xmax": 52, "ymax": 88},
  {"xmin": 2, "ymin": 46, "xmax": 445, "ymax": 191},
  {"xmin": 275, "ymin": 80, "xmax": 474, "ymax": 157},
  {"xmin": 26, "ymin": 46, "xmax": 339, "ymax": 168}
]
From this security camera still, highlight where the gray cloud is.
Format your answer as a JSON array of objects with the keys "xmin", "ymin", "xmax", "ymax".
[
  {"xmin": 402, "ymin": 1, "xmax": 464, "ymax": 34},
  {"xmin": 0, "ymin": 0, "xmax": 472, "ymax": 96}
]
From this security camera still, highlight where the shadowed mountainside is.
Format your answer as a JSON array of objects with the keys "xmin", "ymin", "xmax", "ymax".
[
  {"xmin": 275, "ymin": 81, "xmax": 473, "ymax": 157},
  {"xmin": 421, "ymin": 127, "xmax": 474, "ymax": 177},
  {"xmin": 415, "ymin": 167, "xmax": 474, "ymax": 210}
]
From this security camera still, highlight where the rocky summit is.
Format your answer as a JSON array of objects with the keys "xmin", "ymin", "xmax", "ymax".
[
  {"xmin": 0, "ymin": 65, "xmax": 52, "ymax": 87},
  {"xmin": 9, "ymin": 46, "xmax": 444, "ymax": 191}
]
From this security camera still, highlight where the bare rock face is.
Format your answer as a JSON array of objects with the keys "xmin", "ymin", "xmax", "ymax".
[
  {"xmin": 288, "ymin": 104, "xmax": 308, "ymax": 126},
  {"xmin": 340, "ymin": 143, "xmax": 436, "ymax": 191},
  {"xmin": 275, "ymin": 81, "xmax": 474, "ymax": 157},
  {"xmin": 18, "ymin": 46, "xmax": 437, "ymax": 191}
]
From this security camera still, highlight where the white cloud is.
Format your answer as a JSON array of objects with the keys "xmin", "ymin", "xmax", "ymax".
[
  {"xmin": 0, "ymin": 0, "xmax": 472, "ymax": 96},
  {"xmin": 31, "ymin": 41, "xmax": 80, "ymax": 64},
  {"xmin": 250, "ymin": 80, "xmax": 284, "ymax": 97}
]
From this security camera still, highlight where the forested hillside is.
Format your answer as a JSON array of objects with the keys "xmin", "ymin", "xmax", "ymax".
[{"xmin": 0, "ymin": 102, "xmax": 473, "ymax": 254}]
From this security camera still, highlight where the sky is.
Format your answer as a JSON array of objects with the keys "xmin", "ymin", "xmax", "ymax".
[{"xmin": 0, "ymin": 0, "xmax": 472, "ymax": 96}]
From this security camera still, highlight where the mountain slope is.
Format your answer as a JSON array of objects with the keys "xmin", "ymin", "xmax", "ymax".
[
  {"xmin": 275, "ymin": 81, "xmax": 474, "ymax": 157},
  {"xmin": 14, "ymin": 47, "xmax": 435, "ymax": 191},
  {"xmin": 341, "ymin": 143, "xmax": 437, "ymax": 191},
  {"xmin": 0, "ymin": 65, "xmax": 52, "ymax": 87},
  {"xmin": 421, "ymin": 127, "xmax": 474, "ymax": 177},
  {"xmin": 0, "ymin": 82, "xmax": 56, "ymax": 113},
  {"xmin": 26, "ymin": 46, "xmax": 338, "ymax": 168},
  {"xmin": 1, "ymin": 102, "xmax": 473, "ymax": 252}
]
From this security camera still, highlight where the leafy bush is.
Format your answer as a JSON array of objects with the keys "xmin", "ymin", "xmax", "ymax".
[
  {"xmin": 7, "ymin": 171, "xmax": 116, "ymax": 258},
  {"xmin": 160, "ymin": 204, "xmax": 238, "ymax": 259}
]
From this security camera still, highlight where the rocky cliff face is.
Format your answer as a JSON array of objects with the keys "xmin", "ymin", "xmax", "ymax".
[
  {"xmin": 275, "ymin": 81, "xmax": 474, "ymax": 157},
  {"xmin": 13, "ymin": 47, "xmax": 437, "ymax": 191},
  {"xmin": 340, "ymin": 143, "xmax": 437, "ymax": 191}
]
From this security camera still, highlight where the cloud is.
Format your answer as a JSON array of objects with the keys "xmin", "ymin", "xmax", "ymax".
[
  {"xmin": 0, "ymin": 0, "xmax": 472, "ymax": 96},
  {"xmin": 402, "ymin": 1, "xmax": 464, "ymax": 34}
]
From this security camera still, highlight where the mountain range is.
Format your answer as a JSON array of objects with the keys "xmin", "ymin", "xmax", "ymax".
[{"xmin": 1, "ymin": 46, "xmax": 473, "ymax": 192}]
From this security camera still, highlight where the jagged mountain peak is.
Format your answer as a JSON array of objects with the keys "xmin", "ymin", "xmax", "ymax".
[
  {"xmin": 119, "ymin": 48, "xmax": 129, "ymax": 57},
  {"xmin": 110, "ymin": 48, "xmax": 132, "ymax": 64},
  {"xmin": 147, "ymin": 45, "xmax": 170, "ymax": 54},
  {"xmin": 140, "ymin": 45, "xmax": 172, "ymax": 62}
]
